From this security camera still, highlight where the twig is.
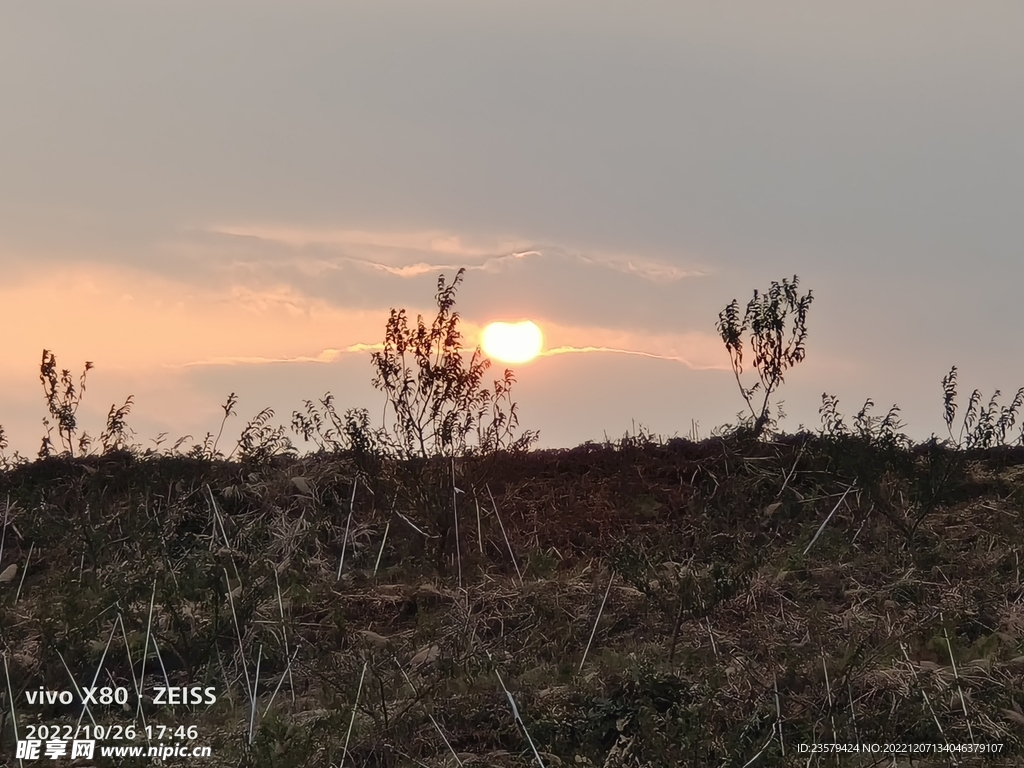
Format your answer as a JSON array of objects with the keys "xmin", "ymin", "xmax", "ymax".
[
  {"xmin": 803, "ymin": 483, "xmax": 856, "ymax": 556},
  {"xmin": 262, "ymin": 647, "xmax": 300, "ymax": 718},
  {"xmin": 492, "ymin": 662, "xmax": 546, "ymax": 768},
  {"xmin": 579, "ymin": 572, "xmax": 614, "ymax": 673},
  {"xmin": 776, "ymin": 443, "xmax": 806, "ymax": 499}
]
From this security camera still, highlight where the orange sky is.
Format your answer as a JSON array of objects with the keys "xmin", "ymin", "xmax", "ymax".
[{"xmin": 2, "ymin": 2, "xmax": 1023, "ymax": 457}]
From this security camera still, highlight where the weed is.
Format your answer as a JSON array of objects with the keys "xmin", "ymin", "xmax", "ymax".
[
  {"xmin": 292, "ymin": 394, "xmax": 375, "ymax": 455},
  {"xmin": 0, "ymin": 425, "xmax": 18, "ymax": 470},
  {"xmin": 233, "ymin": 407, "xmax": 297, "ymax": 465},
  {"xmin": 819, "ymin": 393, "xmax": 909, "ymax": 449},
  {"xmin": 941, "ymin": 365, "xmax": 1024, "ymax": 448},
  {"xmin": 100, "ymin": 395, "xmax": 136, "ymax": 454},
  {"xmin": 188, "ymin": 393, "xmax": 238, "ymax": 460}
]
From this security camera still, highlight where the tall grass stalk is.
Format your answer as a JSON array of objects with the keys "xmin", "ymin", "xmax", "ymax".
[
  {"xmin": 14, "ymin": 543, "xmax": 32, "ymax": 603},
  {"xmin": 0, "ymin": 496, "xmax": 9, "ymax": 569},
  {"xmin": 55, "ymin": 650, "xmax": 97, "ymax": 729},
  {"xmin": 373, "ymin": 520, "xmax": 390, "ymax": 577},
  {"xmin": 248, "ymin": 644, "xmax": 262, "ymax": 745},
  {"xmin": 3, "ymin": 653, "xmax": 23, "ymax": 768},
  {"xmin": 847, "ymin": 682, "xmax": 861, "ymax": 747},
  {"xmin": 134, "ymin": 581, "xmax": 156, "ymax": 721},
  {"xmin": 116, "ymin": 615, "xmax": 150, "ymax": 749},
  {"xmin": 579, "ymin": 571, "xmax": 614, "ymax": 673},
  {"xmin": 822, "ymin": 653, "xmax": 837, "ymax": 750},
  {"xmin": 802, "ymin": 483, "xmax": 856, "ymax": 556},
  {"xmin": 900, "ymin": 642, "xmax": 953, "ymax": 759},
  {"xmin": 151, "ymin": 633, "xmax": 171, "ymax": 692},
  {"xmin": 273, "ymin": 571, "xmax": 296, "ymax": 704},
  {"xmin": 490, "ymin": 659, "xmax": 546, "ymax": 768},
  {"xmin": 340, "ymin": 661, "xmax": 368, "ymax": 768},
  {"xmin": 739, "ymin": 735, "xmax": 774, "ymax": 768},
  {"xmin": 451, "ymin": 459, "xmax": 463, "ymax": 591},
  {"xmin": 487, "ymin": 484, "xmax": 523, "ymax": 586},
  {"xmin": 337, "ymin": 479, "xmax": 357, "ymax": 581},
  {"xmin": 428, "ymin": 714, "xmax": 465, "ymax": 766},
  {"xmin": 943, "ymin": 618, "xmax": 975, "ymax": 744},
  {"xmin": 473, "ymin": 491, "xmax": 483, "ymax": 554},
  {"xmin": 225, "ymin": 567, "xmax": 253, "ymax": 702},
  {"xmin": 262, "ymin": 647, "xmax": 299, "ymax": 719}
]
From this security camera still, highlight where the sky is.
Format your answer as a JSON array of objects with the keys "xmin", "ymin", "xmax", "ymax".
[{"xmin": 2, "ymin": 1, "xmax": 1023, "ymax": 458}]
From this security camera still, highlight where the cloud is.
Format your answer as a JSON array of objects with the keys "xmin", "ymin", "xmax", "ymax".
[
  {"xmin": 207, "ymin": 224, "xmax": 704, "ymax": 283},
  {"xmin": 542, "ymin": 345, "xmax": 715, "ymax": 368},
  {"xmin": 180, "ymin": 343, "xmax": 384, "ymax": 368},
  {"xmin": 0, "ymin": 263, "xmax": 385, "ymax": 377},
  {"xmin": 211, "ymin": 225, "xmax": 534, "ymax": 258}
]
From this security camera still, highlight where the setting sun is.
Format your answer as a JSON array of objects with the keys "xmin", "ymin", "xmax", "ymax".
[{"xmin": 481, "ymin": 320, "xmax": 544, "ymax": 364}]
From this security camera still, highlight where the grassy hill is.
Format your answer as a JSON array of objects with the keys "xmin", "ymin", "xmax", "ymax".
[{"xmin": 2, "ymin": 434, "xmax": 1024, "ymax": 766}]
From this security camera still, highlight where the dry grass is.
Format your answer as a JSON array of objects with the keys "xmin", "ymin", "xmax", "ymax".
[{"xmin": 1, "ymin": 436, "xmax": 1024, "ymax": 766}]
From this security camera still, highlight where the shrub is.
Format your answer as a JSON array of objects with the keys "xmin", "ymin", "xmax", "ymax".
[
  {"xmin": 370, "ymin": 268, "xmax": 537, "ymax": 459},
  {"xmin": 38, "ymin": 349, "xmax": 93, "ymax": 457},
  {"xmin": 716, "ymin": 276, "xmax": 813, "ymax": 438}
]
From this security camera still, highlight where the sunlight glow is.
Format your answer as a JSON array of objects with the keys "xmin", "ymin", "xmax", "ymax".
[{"xmin": 481, "ymin": 321, "xmax": 544, "ymax": 364}]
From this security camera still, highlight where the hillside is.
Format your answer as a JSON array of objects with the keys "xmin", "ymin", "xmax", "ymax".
[{"xmin": 2, "ymin": 435, "xmax": 1024, "ymax": 766}]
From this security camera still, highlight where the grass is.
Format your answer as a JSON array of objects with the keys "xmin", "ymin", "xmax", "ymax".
[{"xmin": 2, "ymin": 436, "xmax": 1024, "ymax": 766}]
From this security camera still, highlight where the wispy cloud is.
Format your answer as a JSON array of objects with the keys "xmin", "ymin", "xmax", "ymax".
[
  {"xmin": 179, "ymin": 343, "xmax": 383, "ymax": 368},
  {"xmin": 211, "ymin": 225, "xmax": 534, "ymax": 258},
  {"xmin": 207, "ymin": 224, "xmax": 704, "ymax": 283},
  {"xmin": 541, "ymin": 345, "xmax": 721, "ymax": 369}
]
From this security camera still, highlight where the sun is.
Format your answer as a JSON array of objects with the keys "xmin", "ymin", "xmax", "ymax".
[{"xmin": 480, "ymin": 320, "xmax": 544, "ymax": 364}]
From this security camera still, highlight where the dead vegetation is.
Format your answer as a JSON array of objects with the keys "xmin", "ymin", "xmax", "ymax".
[{"xmin": 2, "ymin": 435, "xmax": 1024, "ymax": 766}]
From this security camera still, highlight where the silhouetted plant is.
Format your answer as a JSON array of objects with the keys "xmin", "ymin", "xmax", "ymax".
[
  {"xmin": 0, "ymin": 424, "xmax": 14, "ymax": 470},
  {"xmin": 370, "ymin": 268, "xmax": 536, "ymax": 459},
  {"xmin": 853, "ymin": 399, "xmax": 908, "ymax": 448},
  {"xmin": 100, "ymin": 395, "xmax": 136, "ymax": 454},
  {"xmin": 716, "ymin": 276, "xmax": 813, "ymax": 439},
  {"xmin": 188, "ymin": 392, "xmax": 238, "ymax": 460},
  {"xmin": 292, "ymin": 394, "xmax": 381, "ymax": 455},
  {"xmin": 38, "ymin": 349, "xmax": 93, "ymax": 458},
  {"xmin": 941, "ymin": 366, "xmax": 1024, "ymax": 449},
  {"xmin": 819, "ymin": 393, "xmax": 847, "ymax": 438},
  {"xmin": 821, "ymin": 393, "xmax": 908, "ymax": 446},
  {"xmin": 233, "ymin": 407, "xmax": 297, "ymax": 465}
]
